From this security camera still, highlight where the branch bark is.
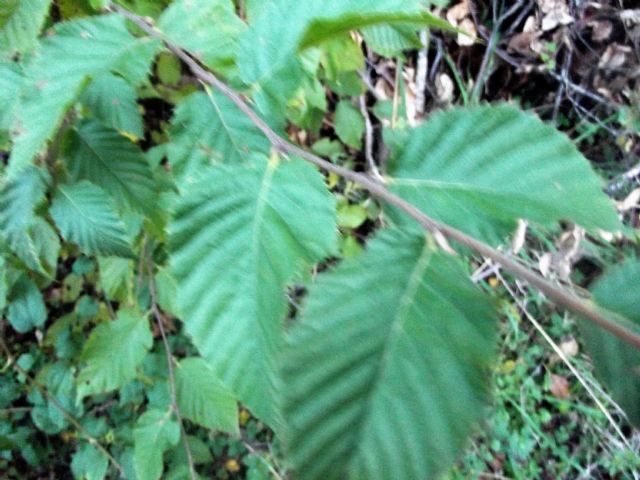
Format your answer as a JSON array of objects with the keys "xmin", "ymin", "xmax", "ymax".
[{"xmin": 109, "ymin": 3, "xmax": 640, "ymax": 350}]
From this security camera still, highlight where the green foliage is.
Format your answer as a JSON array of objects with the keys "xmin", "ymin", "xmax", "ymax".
[
  {"xmin": 175, "ymin": 357, "xmax": 239, "ymax": 434},
  {"xmin": 169, "ymin": 155, "xmax": 337, "ymax": 425},
  {"xmin": 167, "ymin": 90, "xmax": 270, "ymax": 185},
  {"xmin": 282, "ymin": 230, "xmax": 497, "ymax": 479},
  {"xmin": 81, "ymin": 74, "xmax": 144, "ymax": 140},
  {"xmin": 77, "ymin": 309, "xmax": 152, "ymax": 397},
  {"xmin": 134, "ymin": 409, "xmax": 180, "ymax": 480},
  {"xmin": 50, "ymin": 181, "xmax": 133, "ymax": 257},
  {"xmin": 386, "ymin": 105, "xmax": 621, "ymax": 243},
  {"xmin": 158, "ymin": 0, "xmax": 245, "ymax": 75},
  {"xmin": 7, "ymin": 14, "xmax": 159, "ymax": 178},
  {"xmin": 64, "ymin": 120, "xmax": 157, "ymax": 214},
  {"xmin": 583, "ymin": 260, "xmax": 640, "ymax": 426},
  {"xmin": 0, "ymin": 2, "xmax": 637, "ymax": 479},
  {"xmin": 0, "ymin": 0, "xmax": 51, "ymax": 57}
]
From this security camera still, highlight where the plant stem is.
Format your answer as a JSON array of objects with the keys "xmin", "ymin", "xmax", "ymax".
[
  {"xmin": 146, "ymin": 259, "xmax": 197, "ymax": 480},
  {"xmin": 109, "ymin": 3, "xmax": 640, "ymax": 350}
]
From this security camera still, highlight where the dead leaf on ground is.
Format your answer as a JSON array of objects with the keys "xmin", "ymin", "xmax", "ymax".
[
  {"xmin": 537, "ymin": 0, "xmax": 574, "ymax": 31},
  {"xmin": 560, "ymin": 338, "xmax": 579, "ymax": 357},
  {"xmin": 550, "ymin": 374, "xmax": 571, "ymax": 399},
  {"xmin": 445, "ymin": 0, "xmax": 477, "ymax": 46}
]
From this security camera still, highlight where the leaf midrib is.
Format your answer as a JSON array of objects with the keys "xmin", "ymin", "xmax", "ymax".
[{"xmin": 349, "ymin": 241, "xmax": 434, "ymax": 469}]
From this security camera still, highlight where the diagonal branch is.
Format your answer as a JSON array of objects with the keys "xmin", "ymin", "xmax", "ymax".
[{"xmin": 109, "ymin": 3, "xmax": 640, "ymax": 350}]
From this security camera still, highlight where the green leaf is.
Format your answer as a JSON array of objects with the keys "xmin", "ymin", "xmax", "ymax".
[
  {"xmin": 282, "ymin": 229, "xmax": 497, "ymax": 480},
  {"xmin": 299, "ymin": 10, "xmax": 455, "ymax": 50},
  {"xmin": 71, "ymin": 442, "xmax": 109, "ymax": 480},
  {"xmin": 0, "ymin": 59, "xmax": 23, "ymax": 130},
  {"xmin": 158, "ymin": 0, "xmax": 245, "ymax": 75},
  {"xmin": 50, "ymin": 181, "xmax": 133, "ymax": 258},
  {"xmin": 0, "ymin": 166, "xmax": 57, "ymax": 274},
  {"xmin": 337, "ymin": 202, "xmax": 368, "ymax": 229},
  {"xmin": 239, "ymin": 0, "xmax": 421, "ymax": 86},
  {"xmin": 361, "ymin": 24, "xmax": 422, "ymax": 57},
  {"xmin": 175, "ymin": 357, "xmax": 239, "ymax": 434},
  {"xmin": 8, "ymin": 274, "xmax": 46, "ymax": 333},
  {"xmin": 0, "ymin": 0, "xmax": 51, "ymax": 57},
  {"xmin": 8, "ymin": 14, "xmax": 158, "ymax": 178},
  {"xmin": 169, "ymin": 155, "xmax": 337, "ymax": 425},
  {"xmin": 386, "ymin": 105, "xmax": 621, "ymax": 243},
  {"xmin": 167, "ymin": 90, "xmax": 271, "ymax": 186},
  {"xmin": 81, "ymin": 74, "xmax": 144, "ymax": 140},
  {"xmin": 583, "ymin": 260, "xmax": 640, "ymax": 427},
  {"xmin": 237, "ymin": 0, "xmax": 421, "ymax": 124},
  {"xmin": 77, "ymin": 309, "xmax": 152, "ymax": 397},
  {"xmin": 98, "ymin": 257, "xmax": 133, "ymax": 301},
  {"xmin": 334, "ymin": 101, "xmax": 364, "ymax": 149},
  {"xmin": 134, "ymin": 409, "xmax": 180, "ymax": 480},
  {"xmin": 65, "ymin": 120, "xmax": 157, "ymax": 214}
]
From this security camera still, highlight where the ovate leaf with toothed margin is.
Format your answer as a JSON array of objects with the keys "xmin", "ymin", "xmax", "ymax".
[
  {"xmin": 0, "ymin": 0, "xmax": 51, "ymax": 57},
  {"xmin": 71, "ymin": 442, "xmax": 108, "ymax": 480},
  {"xmin": 50, "ymin": 181, "xmax": 133, "ymax": 258},
  {"xmin": 81, "ymin": 74, "xmax": 144, "ymax": 140},
  {"xmin": 77, "ymin": 309, "xmax": 152, "ymax": 398},
  {"xmin": 583, "ymin": 260, "xmax": 640, "ymax": 427},
  {"xmin": 134, "ymin": 409, "xmax": 180, "ymax": 480},
  {"xmin": 7, "ymin": 14, "xmax": 158, "ymax": 178},
  {"xmin": 65, "ymin": 120, "xmax": 157, "ymax": 214},
  {"xmin": 0, "ymin": 59, "xmax": 23, "ymax": 130},
  {"xmin": 282, "ymin": 229, "xmax": 497, "ymax": 480},
  {"xmin": 167, "ymin": 91, "xmax": 270, "ymax": 186},
  {"xmin": 175, "ymin": 357, "xmax": 239, "ymax": 434},
  {"xmin": 386, "ymin": 105, "xmax": 621, "ymax": 244},
  {"xmin": 158, "ymin": 0, "xmax": 245, "ymax": 75},
  {"xmin": 0, "ymin": 166, "xmax": 58, "ymax": 275},
  {"xmin": 8, "ymin": 274, "xmax": 46, "ymax": 333},
  {"xmin": 170, "ymin": 155, "xmax": 337, "ymax": 426}
]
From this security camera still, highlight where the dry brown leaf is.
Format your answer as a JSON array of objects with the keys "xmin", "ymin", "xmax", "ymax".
[
  {"xmin": 457, "ymin": 18, "xmax": 477, "ymax": 46},
  {"xmin": 537, "ymin": 0, "xmax": 574, "ymax": 31},
  {"xmin": 550, "ymin": 374, "xmax": 571, "ymax": 399},
  {"xmin": 435, "ymin": 73, "xmax": 454, "ymax": 103},
  {"xmin": 620, "ymin": 9, "xmax": 640, "ymax": 25},
  {"xmin": 617, "ymin": 188, "xmax": 640, "ymax": 211},
  {"xmin": 446, "ymin": 0, "xmax": 470, "ymax": 23},
  {"xmin": 560, "ymin": 338, "xmax": 579, "ymax": 357},
  {"xmin": 589, "ymin": 20, "xmax": 613, "ymax": 42},
  {"xmin": 446, "ymin": 0, "xmax": 477, "ymax": 46},
  {"xmin": 511, "ymin": 219, "xmax": 528, "ymax": 254},
  {"xmin": 599, "ymin": 44, "xmax": 632, "ymax": 71}
]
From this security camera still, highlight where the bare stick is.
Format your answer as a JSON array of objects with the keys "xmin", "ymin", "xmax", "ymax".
[
  {"xmin": 146, "ymin": 260, "xmax": 196, "ymax": 480},
  {"xmin": 0, "ymin": 332, "xmax": 124, "ymax": 475},
  {"xmin": 109, "ymin": 3, "xmax": 640, "ymax": 349}
]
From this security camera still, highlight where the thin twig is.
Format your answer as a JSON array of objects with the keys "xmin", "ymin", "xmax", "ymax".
[
  {"xmin": 359, "ymin": 95, "xmax": 382, "ymax": 180},
  {"xmin": 145, "ymin": 259, "xmax": 196, "ymax": 480},
  {"xmin": 415, "ymin": 30, "xmax": 429, "ymax": 116},
  {"xmin": 110, "ymin": 3, "xmax": 640, "ymax": 350},
  {"xmin": 0, "ymin": 331, "xmax": 124, "ymax": 475}
]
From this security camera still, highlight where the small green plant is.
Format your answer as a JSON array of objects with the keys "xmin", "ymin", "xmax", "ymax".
[{"xmin": 0, "ymin": 1, "xmax": 638, "ymax": 479}]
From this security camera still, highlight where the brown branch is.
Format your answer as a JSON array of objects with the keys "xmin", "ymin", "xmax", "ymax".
[
  {"xmin": 145, "ymin": 258, "xmax": 197, "ymax": 480},
  {"xmin": 0, "ymin": 330, "xmax": 124, "ymax": 476},
  {"xmin": 109, "ymin": 3, "xmax": 640, "ymax": 350}
]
